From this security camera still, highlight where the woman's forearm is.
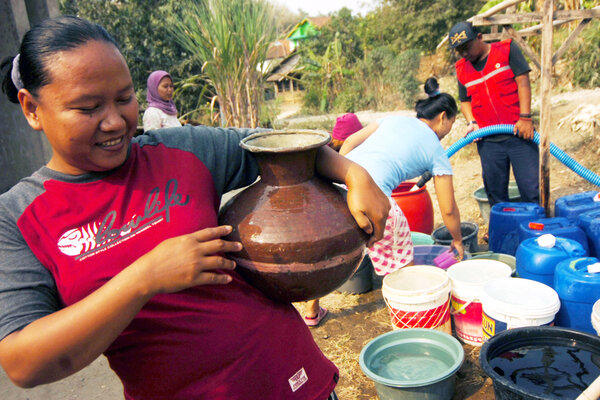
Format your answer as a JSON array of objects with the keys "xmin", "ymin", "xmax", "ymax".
[
  {"xmin": 339, "ymin": 123, "xmax": 378, "ymax": 156},
  {"xmin": 0, "ymin": 262, "xmax": 153, "ymax": 387},
  {"xmin": 434, "ymin": 175, "xmax": 462, "ymax": 242},
  {"xmin": 0, "ymin": 226, "xmax": 238, "ymax": 388}
]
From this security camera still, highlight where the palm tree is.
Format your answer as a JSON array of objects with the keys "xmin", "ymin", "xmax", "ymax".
[{"xmin": 169, "ymin": 0, "xmax": 276, "ymax": 128}]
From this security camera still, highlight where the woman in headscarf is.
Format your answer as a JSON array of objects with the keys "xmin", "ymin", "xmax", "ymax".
[{"xmin": 142, "ymin": 70, "xmax": 182, "ymax": 132}]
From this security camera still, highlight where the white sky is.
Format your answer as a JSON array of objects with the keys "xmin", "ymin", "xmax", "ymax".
[{"xmin": 272, "ymin": 0, "xmax": 376, "ymax": 16}]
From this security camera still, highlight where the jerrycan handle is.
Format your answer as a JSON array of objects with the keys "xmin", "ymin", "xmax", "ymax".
[
  {"xmin": 554, "ymin": 237, "xmax": 585, "ymax": 256},
  {"xmin": 568, "ymin": 258, "xmax": 600, "ymax": 273}
]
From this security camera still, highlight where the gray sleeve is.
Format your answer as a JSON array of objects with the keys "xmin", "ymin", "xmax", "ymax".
[
  {"xmin": 0, "ymin": 188, "xmax": 61, "ymax": 341},
  {"xmin": 509, "ymin": 41, "xmax": 531, "ymax": 77},
  {"xmin": 136, "ymin": 125, "xmax": 263, "ymax": 197}
]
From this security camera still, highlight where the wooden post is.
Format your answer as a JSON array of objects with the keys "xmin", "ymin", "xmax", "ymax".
[{"xmin": 539, "ymin": 0, "xmax": 553, "ymax": 214}]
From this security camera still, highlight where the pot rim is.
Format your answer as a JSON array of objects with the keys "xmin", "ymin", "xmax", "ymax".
[{"xmin": 240, "ymin": 129, "xmax": 331, "ymax": 153}]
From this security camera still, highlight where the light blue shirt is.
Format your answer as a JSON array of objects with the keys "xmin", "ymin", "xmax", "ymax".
[{"xmin": 345, "ymin": 116, "xmax": 453, "ymax": 196}]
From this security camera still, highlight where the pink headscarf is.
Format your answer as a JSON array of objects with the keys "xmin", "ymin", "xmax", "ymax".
[
  {"xmin": 332, "ymin": 113, "xmax": 363, "ymax": 141},
  {"xmin": 146, "ymin": 70, "xmax": 177, "ymax": 116}
]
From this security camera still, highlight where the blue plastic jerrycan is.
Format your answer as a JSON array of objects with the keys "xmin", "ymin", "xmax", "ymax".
[
  {"xmin": 555, "ymin": 191, "xmax": 600, "ymax": 223},
  {"xmin": 554, "ymin": 257, "xmax": 600, "ymax": 333},
  {"xmin": 489, "ymin": 202, "xmax": 545, "ymax": 256},
  {"xmin": 518, "ymin": 217, "xmax": 589, "ymax": 253},
  {"xmin": 516, "ymin": 234, "xmax": 587, "ymax": 287},
  {"xmin": 577, "ymin": 209, "xmax": 600, "ymax": 258}
]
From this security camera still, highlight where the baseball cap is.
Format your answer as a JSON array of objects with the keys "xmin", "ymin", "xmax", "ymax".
[{"xmin": 448, "ymin": 21, "xmax": 478, "ymax": 48}]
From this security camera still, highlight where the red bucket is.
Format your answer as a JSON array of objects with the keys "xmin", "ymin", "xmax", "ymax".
[{"xmin": 391, "ymin": 182, "xmax": 434, "ymax": 234}]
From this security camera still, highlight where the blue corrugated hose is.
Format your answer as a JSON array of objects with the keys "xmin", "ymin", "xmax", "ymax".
[{"xmin": 443, "ymin": 124, "xmax": 600, "ymax": 187}]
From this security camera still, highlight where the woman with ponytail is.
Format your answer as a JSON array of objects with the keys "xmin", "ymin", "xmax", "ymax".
[
  {"xmin": 345, "ymin": 77, "xmax": 464, "ymax": 257},
  {"xmin": 341, "ymin": 77, "xmax": 464, "ymax": 261},
  {"xmin": 305, "ymin": 78, "xmax": 465, "ymax": 326}
]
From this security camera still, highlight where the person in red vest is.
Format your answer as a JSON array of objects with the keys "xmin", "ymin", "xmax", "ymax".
[{"xmin": 449, "ymin": 21, "xmax": 539, "ymax": 239}]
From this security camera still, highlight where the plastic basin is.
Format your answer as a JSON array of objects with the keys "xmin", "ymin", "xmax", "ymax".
[
  {"xmin": 471, "ymin": 252, "xmax": 517, "ymax": 276},
  {"xmin": 431, "ymin": 222, "xmax": 479, "ymax": 253},
  {"xmin": 360, "ymin": 328, "xmax": 464, "ymax": 400},
  {"xmin": 411, "ymin": 231, "xmax": 435, "ymax": 245},
  {"xmin": 473, "ymin": 182, "xmax": 521, "ymax": 223},
  {"xmin": 480, "ymin": 326, "xmax": 600, "ymax": 400}
]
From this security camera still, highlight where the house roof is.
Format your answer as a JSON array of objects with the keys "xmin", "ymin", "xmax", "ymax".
[
  {"xmin": 266, "ymin": 53, "xmax": 301, "ymax": 82},
  {"xmin": 286, "ymin": 16, "xmax": 331, "ymax": 40},
  {"xmin": 266, "ymin": 39, "xmax": 293, "ymax": 60},
  {"xmin": 307, "ymin": 16, "xmax": 331, "ymax": 28}
]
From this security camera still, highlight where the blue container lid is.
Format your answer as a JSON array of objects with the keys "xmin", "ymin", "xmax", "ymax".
[
  {"xmin": 554, "ymin": 257, "xmax": 600, "ymax": 301},
  {"xmin": 359, "ymin": 328, "xmax": 464, "ymax": 387}
]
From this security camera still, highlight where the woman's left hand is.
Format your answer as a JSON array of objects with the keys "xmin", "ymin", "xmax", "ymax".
[
  {"xmin": 451, "ymin": 239, "xmax": 465, "ymax": 261},
  {"xmin": 345, "ymin": 164, "xmax": 390, "ymax": 247}
]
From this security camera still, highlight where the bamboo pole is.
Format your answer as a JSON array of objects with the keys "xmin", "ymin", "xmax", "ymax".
[
  {"xmin": 539, "ymin": 0, "xmax": 553, "ymax": 214},
  {"xmin": 502, "ymin": 26, "xmax": 542, "ymax": 70},
  {"xmin": 552, "ymin": 18, "xmax": 592, "ymax": 64}
]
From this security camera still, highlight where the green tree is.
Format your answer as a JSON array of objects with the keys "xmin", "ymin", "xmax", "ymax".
[
  {"xmin": 169, "ymin": 0, "xmax": 276, "ymax": 127},
  {"xmin": 364, "ymin": 0, "xmax": 487, "ymax": 54},
  {"xmin": 58, "ymin": 0, "xmax": 207, "ymax": 121},
  {"xmin": 300, "ymin": 33, "xmax": 356, "ymax": 113}
]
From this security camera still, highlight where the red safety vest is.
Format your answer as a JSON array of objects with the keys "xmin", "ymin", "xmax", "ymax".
[{"xmin": 455, "ymin": 39, "xmax": 520, "ymax": 127}]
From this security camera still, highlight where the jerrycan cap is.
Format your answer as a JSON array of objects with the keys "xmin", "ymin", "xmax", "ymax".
[
  {"xmin": 588, "ymin": 263, "xmax": 600, "ymax": 273},
  {"xmin": 536, "ymin": 234, "xmax": 556, "ymax": 248},
  {"xmin": 529, "ymin": 222, "xmax": 545, "ymax": 230}
]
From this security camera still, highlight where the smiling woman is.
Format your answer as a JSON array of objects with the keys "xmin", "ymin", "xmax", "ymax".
[
  {"xmin": 19, "ymin": 40, "xmax": 138, "ymax": 175},
  {"xmin": 0, "ymin": 15, "xmax": 390, "ymax": 400}
]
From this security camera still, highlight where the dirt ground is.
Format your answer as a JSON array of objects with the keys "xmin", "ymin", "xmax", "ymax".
[{"xmin": 1, "ymin": 88, "xmax": 599, "ymax": 399}]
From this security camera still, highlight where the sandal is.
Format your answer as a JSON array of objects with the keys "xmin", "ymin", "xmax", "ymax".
[
  {"xmin": 483, "ymin": 233, "xmax": 489, "ymax": 243},
  {"xmin": 304, "ymin": 307, "xmax": 328, "ymax": 327}
]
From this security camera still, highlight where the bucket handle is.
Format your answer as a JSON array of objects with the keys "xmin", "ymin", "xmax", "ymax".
[{"xmin": 450, "ymin": 299, "xmax": 473, "ymax": 315}]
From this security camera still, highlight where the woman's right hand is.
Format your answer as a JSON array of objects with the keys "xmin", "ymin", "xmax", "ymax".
[{"xmin": 134, "ymin": 225, "xmax": 241, "ymax": 295}]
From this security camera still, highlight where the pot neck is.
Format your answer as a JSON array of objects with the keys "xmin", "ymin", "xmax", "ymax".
[{"xmin": 255, "ymin": 149, "xmax": 317, "ymax": 185}]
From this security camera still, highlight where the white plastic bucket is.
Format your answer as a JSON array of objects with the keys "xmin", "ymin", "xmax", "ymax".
[
  {"xmin": 481, "ymin": 277, "xmax": 561, "ymax": 342},
  {"xmin": 593, "ymin": 299, "xmax": 600, "ymax": 336},
  {"xmin": 382, "ymin": 265, "xmax": 451, "ymax": 334},
  {"xmin": 446, "ymin": 260, "xmax": 513, "ymax": 346}
]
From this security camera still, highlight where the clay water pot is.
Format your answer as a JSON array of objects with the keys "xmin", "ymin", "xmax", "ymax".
[{"xmin": 219, "ymin": 130, "xmax": 368, "ymax": 302}]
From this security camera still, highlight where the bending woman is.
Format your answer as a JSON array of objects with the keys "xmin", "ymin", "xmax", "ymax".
[
  {"xmin": 305, "ymin": 79, "xmax": 464, "ymax": 326},
  {"xmin": 0, "ymin": 16, "xmax": 389, "ymax": 399},
  {"xmin": 341, "ymin": 77, "xmax": 464, "ymax": 259}
]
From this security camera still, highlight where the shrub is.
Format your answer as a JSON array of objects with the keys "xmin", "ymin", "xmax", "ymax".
[{"xmin": 569, "ymin": 20, "xmax": 600, "ymax": 88}]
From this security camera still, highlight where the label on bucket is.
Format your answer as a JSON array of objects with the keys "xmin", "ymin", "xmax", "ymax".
[
  {"xmin": 482, "ymin": 311, "xmax": 554, "ymax": 342},
  {"xmin": 389, "ymin": 299, "xmax": 450, "ymax": 330},
  {"xmin": 451, "ymin": 296, "xmax": 483, "ymax": 345}
]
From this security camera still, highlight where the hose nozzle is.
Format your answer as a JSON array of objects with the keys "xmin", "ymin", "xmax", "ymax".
[{"xmin": 416, "ymin": 171, "xmax": 433, "ymax": 188}]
